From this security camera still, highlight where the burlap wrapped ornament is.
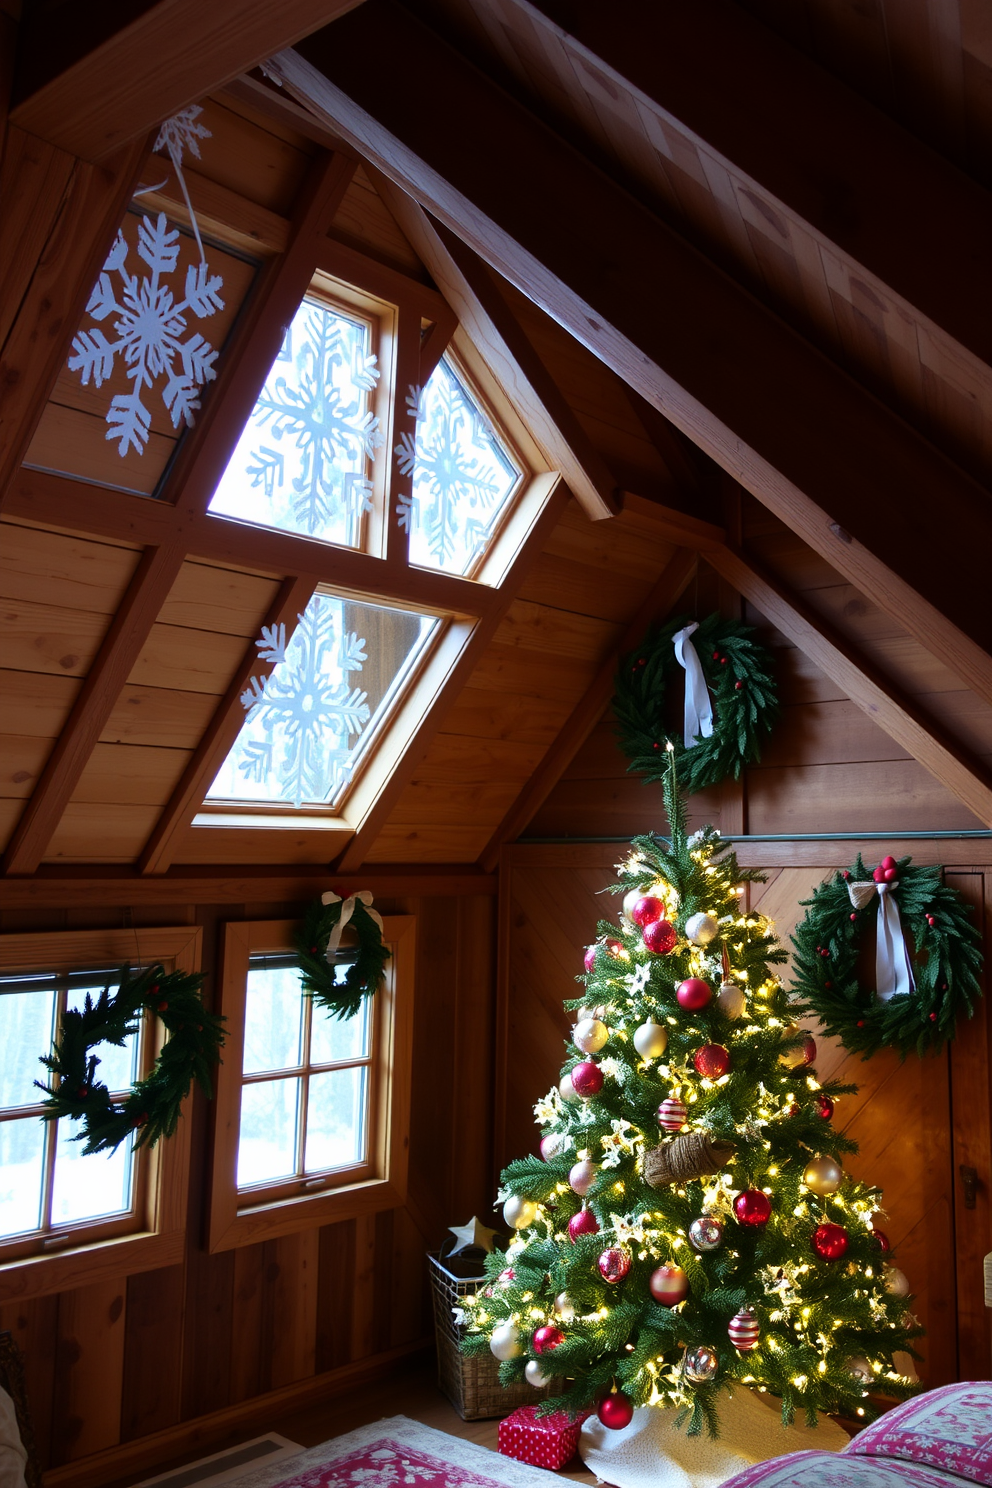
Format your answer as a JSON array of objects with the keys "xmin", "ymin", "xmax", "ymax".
[{"xmin": 643, "ymin": 1131, "xmax": 736, "ymax": 1189}]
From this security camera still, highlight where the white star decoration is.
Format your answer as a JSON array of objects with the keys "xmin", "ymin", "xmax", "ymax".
[{"xmin": 447, "ymin": 1216, "xmax": 499, "ymax": 1255}]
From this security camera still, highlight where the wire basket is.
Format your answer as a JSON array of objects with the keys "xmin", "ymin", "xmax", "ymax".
[{"xmin": 427, "ymin": 1251, "xmax": 558, "ymax": 1421}]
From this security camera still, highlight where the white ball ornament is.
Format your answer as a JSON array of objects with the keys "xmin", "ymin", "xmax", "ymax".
[
  {"xmin": 685, "ymin": 912, "xmax": 718, "ymax": 946},
  {"xmin": 490, "ymin": 1322, "xmax": 522, "ymax": 1360},
  {"xmin": 569, "ymin": 1157, "xmax": 598, "ymax": 1196},
  {"xmin": 633, "ymin": 1019, "xmax": 669, "ymax": 1059},
  {"xmin": 622, "ymin": 888, "xmax": 642, "ymax": 922},
  {"xmin": 717, "ymin": 982, "xmax": 746, "ymax": 1019},
  {"xmin": 885, "ymin": 1266, "xmax": 911, "ymax": 1298},
  {"xmin": 554, "ymin": 1291, "xmax": 576, "ymax": 1321},
  {"xmin": 559, "ymin": 1073, "xmax": 581, "ymax": 1104},
  {"xmin": 525, "ymin": 1359, "xmax": 551, "ymax": 1387},
  {"xmin": 503, "ymin": 1195, "xmax": 538, "ymax": 1230},
  {"xmin": 573, "ymin": 1017, "xmax": 609, "ymax": 1055}
]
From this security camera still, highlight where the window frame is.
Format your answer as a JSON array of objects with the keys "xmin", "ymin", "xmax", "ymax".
[
  {"xmin": 207, "ymin": 914, "xmax": 415, "ymax": 1252},
  {"xmin": 0, "ymin": 926, "xmax": 200, "ymax": 1303}
]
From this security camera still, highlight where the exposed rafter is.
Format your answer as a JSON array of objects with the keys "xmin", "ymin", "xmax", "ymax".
[
  {"xmin": 366, "ymin": 172, "xmax": 620, "ymax": 520},
  {"xmin": 8, "ymin": 0, "xmax": 369, "ymax": 162},
  {"xmin": 270, "ymin": 4, "xmax": 992, "ymax": 706},
  {"xmin": 478, "ymin": 545, "xmax": 698, "ymax": 871},
  {"xmin": 707, "ymin": 545, "xmax": 992, "ymax": 828}
]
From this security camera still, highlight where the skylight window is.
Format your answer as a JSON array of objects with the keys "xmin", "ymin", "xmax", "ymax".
[
  {"xmin": 207, "ymin": 296, "xmax": 383, "ymax": 545},
  {"xmin": 397, "ymin": 356, "xmax": 522, "ymax": 576},
  {"xmin": 207, "ymin": 591, "xmax": 439, "ymax": 809}
]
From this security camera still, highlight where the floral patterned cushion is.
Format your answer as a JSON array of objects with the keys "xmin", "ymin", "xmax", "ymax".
[
  {"xmin": 723, "ymin": 1449, "xmax": 973, "ymax": 1488},
  {"xmin": 845, "ymin": 1384, "xmax": 992, "ymax": 1486}
]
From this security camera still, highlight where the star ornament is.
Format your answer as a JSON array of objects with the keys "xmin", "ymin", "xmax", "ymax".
[{"xmin": 447, "ymin": 1216, "xmax": 499, "ymax": 1256}]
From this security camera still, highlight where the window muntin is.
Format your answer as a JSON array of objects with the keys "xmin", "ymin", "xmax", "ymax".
[
  {"xmin": 397, "ymin": 355, "xmax": 523, "ymax": 577},
  {"xmin": 235, "ymin": 955, "xmax": 372, "ymax": 1197},
  {"xmin": 206, "ymin": 591, "xmax": 440, "ymax": 810},
  {"xmin": 0, "ymin": 969, "xmax": 144, "ymax": 1254},
  {"xmin": 207, "ymin": 295, "xmax": 383, "ymax": 547}
]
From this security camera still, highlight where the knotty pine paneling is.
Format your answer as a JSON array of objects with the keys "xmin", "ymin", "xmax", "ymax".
[{"xmin": 0, "ymin": 892, "xmax": 494, "ymax": 1472}]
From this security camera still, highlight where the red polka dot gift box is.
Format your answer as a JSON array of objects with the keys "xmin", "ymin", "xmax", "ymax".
[{"xmin": 497, "ymin": 1404, "xmax": 590, "ymax": 1470}]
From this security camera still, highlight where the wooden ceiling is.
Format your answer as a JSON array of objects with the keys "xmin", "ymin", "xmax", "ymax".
[{"xmin": 1, "ymin": 0, "xmax": 991, "ymax": 892}]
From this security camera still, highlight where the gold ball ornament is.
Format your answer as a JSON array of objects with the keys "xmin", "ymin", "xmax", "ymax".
[
  {"xmin": 885, "ymin": 1266, "xmax": 911, "ymax": 1298},
  {"xmin": 685, "ymin": 912, "xmax": 719, "ymax": 945},
  {"xmin": 490, "ymin": 1322, "xmax": 522, "ymax": 1360},
  {"xmin": 622, "ymin": 888, "xmax": 643, "ymax": 922},
  {"xmin": 802, "ymin": 1155, "xmax": 844, "ymax": 1196},
  {"xmin": 716, "ymin": 981, "xmax": 746, "ymax": 1019},
  {"xmin": 503, "ymin": 1195, "xmax": 538, "ymax": 1230},
  {"xmin": 633, "ymin": 1018, "xmax": 669, "ymax": 1059},
  {"xmin": 573, "ymin": 1017, "xmax": 609, "ymax": 1054}
]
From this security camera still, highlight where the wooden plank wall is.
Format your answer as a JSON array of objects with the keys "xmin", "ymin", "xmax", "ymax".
[
  {"xmin": 498, "ymin": 844, "xmax": 992, "ymax": 1389},
  {"xmin": 0, "ymin": 890, "xmax": 496, "ymax": 1475}
]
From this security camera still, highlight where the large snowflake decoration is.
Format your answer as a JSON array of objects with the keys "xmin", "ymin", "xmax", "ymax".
[
  {"xmin": 153, "ymin": 105, "xmax": 211, "ymax": 172},
  {"xmin": 395, "ymin": 363, "xmax": 518, "ymax": 572},
  {"xmin": 234, "ymin": 599, "xmax": 371, "ymax": 808},
  {"xmin": 68, "ymin": 213, "xmax": 224, "ymax": 456},
  {"xmin": 246, "ymin": 305, "xmax": 382, "ymax": 538}
]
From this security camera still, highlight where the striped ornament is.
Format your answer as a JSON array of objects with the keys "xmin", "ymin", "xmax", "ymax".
[
  {"xmin": 728, "ymin": 1308, "xmax": 760, "ymax": 1352},
  {"xmin": 658, "ymin": 1097, "xmax": 688, "ymax": 1132}
]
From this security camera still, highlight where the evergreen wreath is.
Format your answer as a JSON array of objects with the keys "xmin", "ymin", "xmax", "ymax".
[
  {"xmin": 37, "ymin": 964, "xmax": 225, "ymax": 1154},
  {"xmin": 614, "ymin": 613, "xmax": 778, "ymax": 795},
  {"xmin": 296, "ymin": 894, "xmax": 390, "ymax": 1021},
  {"xmin": 791, "ymin": 855, "xmax": 983, "ymax": 1058}
]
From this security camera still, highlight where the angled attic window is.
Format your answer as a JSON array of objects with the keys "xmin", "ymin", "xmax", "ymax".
[
  {"xmin": 207, "ymin": 294, "xmax": 383, "ymax": 546},
  {"xmin": 398, "ymin": 354, "xmax": 523, "ymax": 577},
  {"xmin": 206, "ymin": 591, "xmax": 439, "ymax": 810}
]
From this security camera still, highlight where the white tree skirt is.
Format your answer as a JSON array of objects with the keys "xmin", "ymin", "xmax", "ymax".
[{"xmin": 580, "ymin": 1387, "xmax": 849, "ymax": 1488}]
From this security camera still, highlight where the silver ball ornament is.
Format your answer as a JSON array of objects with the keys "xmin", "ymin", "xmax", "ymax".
[
  {"xmin": 717, "ymin": 981, "xmax": 746, "ymax": 1019},
  {"xmin": 559, "ymin": 1073, "xmax": 581, "ymax": 1104},
  {"xmin": 554, "ymin": 1292, "xmax": 576, "ymax": 1321},
  {"xmin": 569, "ymin": 1157, "xmax": 598, "ymax": 1196},
  {"xmin": 689, "ymin": 1216, "xmax": 724, "ymax": 1252},
  {"xmin": 525, "ymin": 1359, "xmax": 551, "ymax": 1387},
  {"xmin": 632, "ymin": 1019, "xmax": 668, "ymax": 1059},
  {"xmin": 802, "ymin": 1155, "xmax": 844, "ymax": 1196},
  {"xmin": 573, "ymin": 1017, "xmax": 609, "ymax": 1054},
  {"xmin": 685, "ymin": 912, "xmax": 718, "ymax": 946},
  {"xmin": 683, "ymin": 1345, "xmax": 719, "ymax": 1383},
  {"xmin": 846, "ymin": 1355, "xmax": 873, "ymax": 1384},
  {"xmin": 503, "ymin": 1195, "xmax": 538, "ymax": 1230},
  {"xmin": 490, "ymin": 1322, "xmax": 522, "ymax": 1360},
  {"xmin": 885, "ymin": 1266, "xmax": 911, "ymax": 1298}
]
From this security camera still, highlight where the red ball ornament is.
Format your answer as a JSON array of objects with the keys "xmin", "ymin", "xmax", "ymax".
[
  {"xmin": 872, "ymin": 1227, "xmax": 891, "ymax": 1252},
  {"xmin": 658, "ymin": 1097, "xmax": 687, "ymax": 1132},
  {"xmin": 728, "ymin": 1308, "xmax": 760, "ymax": 1352},
  {"xmin": 693, "ymin": 1043, "xmax": 730, "ymax": 1078},
  {"xmin": 598, "ymin": 1392, "xmax": 634, "ymax": 1430},
  {"xmin": 677, "ymin": 977, "xmax": 712, "ymax": 1011},
  {"xmin": 598, "ymin": 1247, "xmax": 631, "ymax": 1284},
  {"xmin": 568, "ymin": 1207, "xmax": 600, "ymax": 1243},
  {"xmin": 630, "ymin": 895, "xmax": 665, "ymax": 928},
  {"xmin": 649, "ymin": 1263, "xmax": 690, "ymax": 1306},
  {"xmin": 734, "ymin": 1190, "xmax": 772, "ymax": 1227},
  {"xmin": 532, "ymin": 1324, "xmax": 564, "ymax": 1354},
  {"xmin": 583, "ymin": 945, "xmax": 597, "ymax": 973},
  {"xmin": 605, "ymin": 939, "xmax": 624, "ymax": 959},
  {"xmin": 816, "ymin": 1093, "xmax": 835, "ymax": 1120},
  {"xmin": 813, "ymin": 1222, "xmax": 849, "ymax": 1261},
  {"xmin": 643, "ymin": 919, "xmax": 677, "ymax": 955},
  {"xmin": 571, "ymin": 1061, "xmax": 604, "ymax": 1098}
]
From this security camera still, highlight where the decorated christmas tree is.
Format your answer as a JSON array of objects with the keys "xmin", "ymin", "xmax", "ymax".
[{"xmin": 462, "ymin": 751, "xmax": 919, "ymax": 1435}]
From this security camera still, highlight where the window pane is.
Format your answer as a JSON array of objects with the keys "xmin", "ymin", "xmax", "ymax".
[
  {"xmin": 0, "ymin": 984, "xmax": 56, "ymax": 1109},
  {"xmin": 207, "ymin": 593, "xmax": 438, "ymax": 808},
  {"xmin": 237, "ymin": 1077, "xmax": 300, "ymax": 1188},
  {"xmin": 208, "ymin": 298, "xmax": 381, "ymax": 546},
  {"xmin": 243, "ymin": 966, "xmax": 304, "ymax": 1074},
  {"xmin": 0, "ymin": 1119, "xmax": 45, "ymax": 1238},
  {"xmin": 399, "ymin": 358, "xmax": 521, "ymax": 577},
  {"xmin": 310, "ymin": 993, "xmax": 370, "ymax": 1066},
  {"xmin": 51, "ymin": 1119, "xmax": 134, "ymax": 1225},
  {"xmin": 304, "ymin": 1067, "xmax": 367, "ymax": 1173},
  {"xmin": 67, "ymin": 981, "xmax": 139, "ymax": 1094}
]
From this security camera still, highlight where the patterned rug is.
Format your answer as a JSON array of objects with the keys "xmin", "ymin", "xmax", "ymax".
[{"xmin": 231, "ymin": 1416, "xmax": 568, "ymax": 1488}]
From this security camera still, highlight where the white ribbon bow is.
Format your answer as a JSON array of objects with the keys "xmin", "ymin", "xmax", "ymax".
[
  {"xmin": 672, "ymin": 623, "xmax": 715, "ymax": 749},
  {"xmin": 320, "ymin": 889, "xmax": 383, "ymax": 964},
  {"xmin": 846, "ymin": 879, "xmax": 915, "ymax": 1002}
]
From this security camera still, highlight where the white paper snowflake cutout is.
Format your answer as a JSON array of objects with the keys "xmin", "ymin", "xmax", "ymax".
[{"xmin": 68, "ymin": 212, "xmax": 224, "ymax": 456}]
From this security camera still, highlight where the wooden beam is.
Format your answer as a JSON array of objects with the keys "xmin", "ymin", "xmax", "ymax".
[
  {"xmin": 271, "ymin": 7, "xmax": 992, "ymax": 705},
  {"xmin": 707, "ymin": 544, "xmax": 992, "ymax": 828},
  {"xmin": 332, "ymin": 475, "xmax": 571, "ymax": 872},
  {"xmin": 365, "ymin": 173, "xmax": 620, "ymax": 520},
  {"xmin": 1, "ymin": 540, "xmax": 188, "ymax": 875},
  {"xmin": 479, "ymin": 546, "xmax": 698, "ymax": 870},
  {"xmin": 620, "ymin": 492, "xmax": 725, "ymax": 551},
  {"xmin": 134, "ymin": 157, "xmax": 291, "ymax": 256},
  {"xmin": 0, "ymin": 129, "xmax": 149, "ymax": 508},
  {"xmin": 8, "ymin": 0, "xmax": 369, "ymax": 162},
  {"xmin": 621, "ymin": 386, "xmax": 711, "ymax": 498},
  {"xmin": 138, "ymin": 576, "xmax": 319, "ymax": 874}
]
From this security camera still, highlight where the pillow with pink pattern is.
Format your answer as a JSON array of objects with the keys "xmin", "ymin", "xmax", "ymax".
[{"xmin": 845, "ymin": 1384, "xmax": 992, "ymax": 1487}]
